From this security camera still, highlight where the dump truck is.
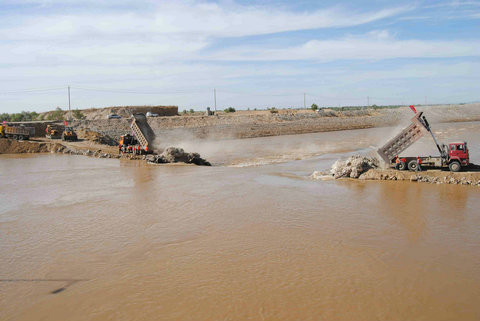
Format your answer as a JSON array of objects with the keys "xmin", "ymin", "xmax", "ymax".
[
  {"xmin": 118, "ymin": 134, "xmax": 139, "ymax": 154},
  {"xmin": 377, "ymin": 106, "xmax": 469, "ymax": 172},
  {"xmin": 119, "ymin": 114, "xmax": 155, "ymax": 155},
  {"xmin": 0, "ymin": 124, "xmax": 34, "ymax": 140}
]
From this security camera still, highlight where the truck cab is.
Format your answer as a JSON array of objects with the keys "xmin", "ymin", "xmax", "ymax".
[
  {"xmin": 448, "ymin": 142, "xmax": 469, "ymax": 167},
  {"xmin": 119, "ymin": 134, "xmax": 139, "ymax": 154}
]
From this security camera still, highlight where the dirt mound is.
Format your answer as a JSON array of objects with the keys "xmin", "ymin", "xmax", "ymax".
[
  {"xmin": 0, "ymin": 139, "xmax": 61, "ymax": 154},
  {"xmin": 146, "ymin": 147, "xmax": 211, "ymax": 166},
  {"xmin": 330, "ymin": 155, "xmax": 379, "ymax": 179},
  {"xmin": 76, "ymin": 129, "xmax": 117, "ymax": 146}
]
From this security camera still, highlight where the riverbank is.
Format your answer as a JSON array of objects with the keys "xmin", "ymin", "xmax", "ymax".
[
  {"xmin": 317, "ymin": 154, "xmax": 480, "ymax": 187},
  {"xmin": 10, "ymin": 104, "xmax": 480, "ymax": 144},
  {"xmin": 359, "ymin": 168, "xmax": 480, "ymax": 186},
  {"xmin": 0, "ymin": 137, "xmax": 122, "ymax": 158}
]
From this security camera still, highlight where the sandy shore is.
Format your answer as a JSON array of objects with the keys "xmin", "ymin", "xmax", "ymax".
[{"xmin": 359, "ymin": 168, "xmax": 480, "ymax": 186}]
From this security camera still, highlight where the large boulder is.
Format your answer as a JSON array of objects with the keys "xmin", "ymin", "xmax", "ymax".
[
  {"xmin": 331, "ymin": 155, "xmax": 379, "ymax": 179},
  {"xmin": 146, "ymin": 147, "xmax": 211, "ymax": 166}
]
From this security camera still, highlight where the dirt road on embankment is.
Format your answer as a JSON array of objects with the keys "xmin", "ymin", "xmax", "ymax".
[
  {"xmin": 0, "ymin": 137, "xmax": 122, "ymax": 159},
  {"xmin": 359, "ymin": 168, "xmax": 480, "ymax": 186}
]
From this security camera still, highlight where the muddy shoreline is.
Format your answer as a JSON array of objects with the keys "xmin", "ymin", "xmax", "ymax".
[{"xmin": 359, "ymin": 168, "xmax": 480, "ymax": 186}]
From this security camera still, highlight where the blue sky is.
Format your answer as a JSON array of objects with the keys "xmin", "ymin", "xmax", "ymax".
[{"xmin": 0, "ymin": 0, "xmax": 479, "ymax": 113}]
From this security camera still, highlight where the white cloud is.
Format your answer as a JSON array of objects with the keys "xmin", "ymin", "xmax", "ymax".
[
  {"xmin": 0, "ymin": 2, "xmax": 412, "ymax": 40},
  {"xmin": 0, "ymin": 2, "xmax": 413, "ymax": 66},
  {"xmin": 209, "ymin": 32, "xmax": 480, "ymax": 61},
  {"xmin": 1, "ymin": 1, "xmax": 479, "ymax": 111}
]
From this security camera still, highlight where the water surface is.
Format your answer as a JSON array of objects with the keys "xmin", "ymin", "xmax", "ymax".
[{"xmin": 1, "ymin": 122, "xmax": 479, "ymax": 321}]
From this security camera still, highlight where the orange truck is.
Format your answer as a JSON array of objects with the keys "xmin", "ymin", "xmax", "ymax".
[{"xmin": 0, "ymin": 123, "xmax": 34, "ymax": 140}]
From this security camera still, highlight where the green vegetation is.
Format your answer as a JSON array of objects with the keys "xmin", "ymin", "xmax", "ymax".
[
  {"xmin": 311, "ymin": 104, "xmax": 318, "ymax": 111},
  {"xmin": 189, "ymin": 109, "xmax": 195, "ymax": 114},
  {"xmin": 224, "ymin": 107, "xmax": 236, "ymax": 113},
  {"xmin": 0, "ymin": 111, "xmax": 39, "ymax": 122},
  {"xmin": 267, "ymin": 107, "xmax": 278, "ymax": 114},
  {"xmin": 46, "ymin": 107, "xmax": 64, "ymax": 120},
  {"xmin": 73, "ymin": 109, "xmax": 85, "ymax": 120}
]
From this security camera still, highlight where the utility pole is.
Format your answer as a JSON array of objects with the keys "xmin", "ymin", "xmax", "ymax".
[
  {"xmin": 68, "ymin": 85, "xmax": 72, "ymax": 121},
  {"xmin": 214, "ymin": 88, "xmax": 217, "ymax": 112},
  {"xmin": 367, "ymin": 96, "xmax": 370, "ymax": 107},
  {"xmin": 304, "ymin": 93, "xmax": 306, "ymax": 109}
]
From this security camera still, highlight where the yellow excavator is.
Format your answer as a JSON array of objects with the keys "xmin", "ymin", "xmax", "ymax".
[{"xmin": 45, "ymin": 124, "xmax": 61, "ymax": 139}]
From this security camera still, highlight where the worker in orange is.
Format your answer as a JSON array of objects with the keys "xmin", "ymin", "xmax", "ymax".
[
  {"xmin": 416, "ymin": 156, "xmax": 422, "ymax": 172},
  {"xmin": 395, "ymin": 155, "xmax": 400, "ymax": 169}
]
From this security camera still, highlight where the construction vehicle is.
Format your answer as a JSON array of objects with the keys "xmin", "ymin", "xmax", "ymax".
[
  {"xmin": 0, "ymin": 123, "xmax": 33, "ymax": 140},
  {"xmin": 62, "ymin": 126, "xmax": 78, "ymax": 141},
  {"xmin": 119, "ymin": 114, "xmax": 155, "ymax": 155},
  {"xmin": 119, "ymin": 134, "xmax": 139, "ymax": 154},
  {"xmin": 377, "ymin": 106, "xmax": 469, "ymax": 172},
  {"xmin": 45, "ymin": 124, "xmax": 61, "ymax": 139}
]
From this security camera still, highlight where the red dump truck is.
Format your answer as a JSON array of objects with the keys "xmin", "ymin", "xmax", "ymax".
[
  {"xmin": 377, "ymin": 106, "xmax": 470, "ymax": 172},
  {"xmin": 119, "ymin": 113, "xmax": 155, "ymax": 155}
]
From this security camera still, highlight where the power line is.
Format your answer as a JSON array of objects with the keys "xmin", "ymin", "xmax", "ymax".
[
  {"xmin": 0, "ymin": 87, "xmax": 65, "ymax": 94},
  {"xmin": 71, "ymin": 86, "xmax": 203, "ymax": 95}
]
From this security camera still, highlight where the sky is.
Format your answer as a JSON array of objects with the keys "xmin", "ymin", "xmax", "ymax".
[{"xmin": 0, "ymin": 0, "xmax": 479, "ymax": 113}]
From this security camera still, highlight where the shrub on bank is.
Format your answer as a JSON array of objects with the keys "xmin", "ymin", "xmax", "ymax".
[
  {"xmin": 73, "ymin": 109, "xmax": 86, "ymax": 119},
  {"xmin": 46, "ymin": 107, "xmax": 64, "ymax": 120},
  {"xmin": 0, "ymin": 111, "xmax": 40, "ymax": 122},
  {"xmin": 224, "ymin": 107, "xmax": 236, "ymax": 113}
]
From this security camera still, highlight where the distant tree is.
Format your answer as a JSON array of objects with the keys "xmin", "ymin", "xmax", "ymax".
[
  {"xmin": 224, "ymin": 107, "xmax": 236, "ymax": 113},
  {"xmin": 311, "ymin": 104, "xmax": 318, "ymax": 111},
  {"xmin": 0, "ymin": 113, "xmax": 10, "ymax": 121},
  {"xmin": 30, "ymin": 111, "xmax": 39, "ymax": 120},
  {"xmin": 182, "ymin": 110, "xmax": 187, "ymax": 114},
  {"xmin": 189, "ymin": 109, "xmax": 194, "ymax": 113},
  {"xmin": 269, "ymin": 107, "xmax": 278, "ymax": 114},
  {"xmin": 47, "ymin": 107, "xmax": 64, "ymax": 120},
  {"xmin": 73, "ymin": 109, "xmax": 85, "ymax": 119}
]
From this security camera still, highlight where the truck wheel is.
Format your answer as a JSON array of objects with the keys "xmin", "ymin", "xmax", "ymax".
[
  {"xmin": 449, "ymin": 161, "xmax": 461, "ymax": 172},
  {"xmin": 397, "ymin": 162, "xmax": 406, "ymax": 170},
  {"xmin": 407, "ymin": 160, "xmax": 418, "ymax": 171},
  {"xmin": 18, "ymin": 135, "xmax": 24, "ymax": 140}
]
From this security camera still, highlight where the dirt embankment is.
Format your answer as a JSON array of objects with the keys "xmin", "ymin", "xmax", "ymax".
[
  {"xmin": 0, "ymin": 138, "xmax": 122, "ymax": 159},
  {"xmin": 0, "ymin": 138, "xmax": 62, "ymax": 154},
  {"xmin": 40, "ymin": 105, "xmax": 178, "ymax": 120},
  {"xmin": 11, "ymin": 103, "xmax": 480, "ymax": 140},
  {"xmin": 316, "ymin": 155, "xmax": 480, "ymax": 187},
  {"xmin": 0, "ymin": 136, "xmax": 211, "ymax": 166},
  {"xmin": 359, "ymin": 168, "xmax": 480, "ymax": 186}
]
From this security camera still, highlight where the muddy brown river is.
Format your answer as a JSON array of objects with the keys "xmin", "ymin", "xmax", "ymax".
[{"xmin": 1, "ymin": 122, "xmax": 480, "ymax": 321}]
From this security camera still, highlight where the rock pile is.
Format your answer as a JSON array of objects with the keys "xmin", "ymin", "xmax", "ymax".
[
  {"xmin": 146, "ymin": 147, "xmax": 211, "ymax": 166},
  {"xmin": 330, "ymin": 155, "xmax": 379, "ymax": 179}
]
